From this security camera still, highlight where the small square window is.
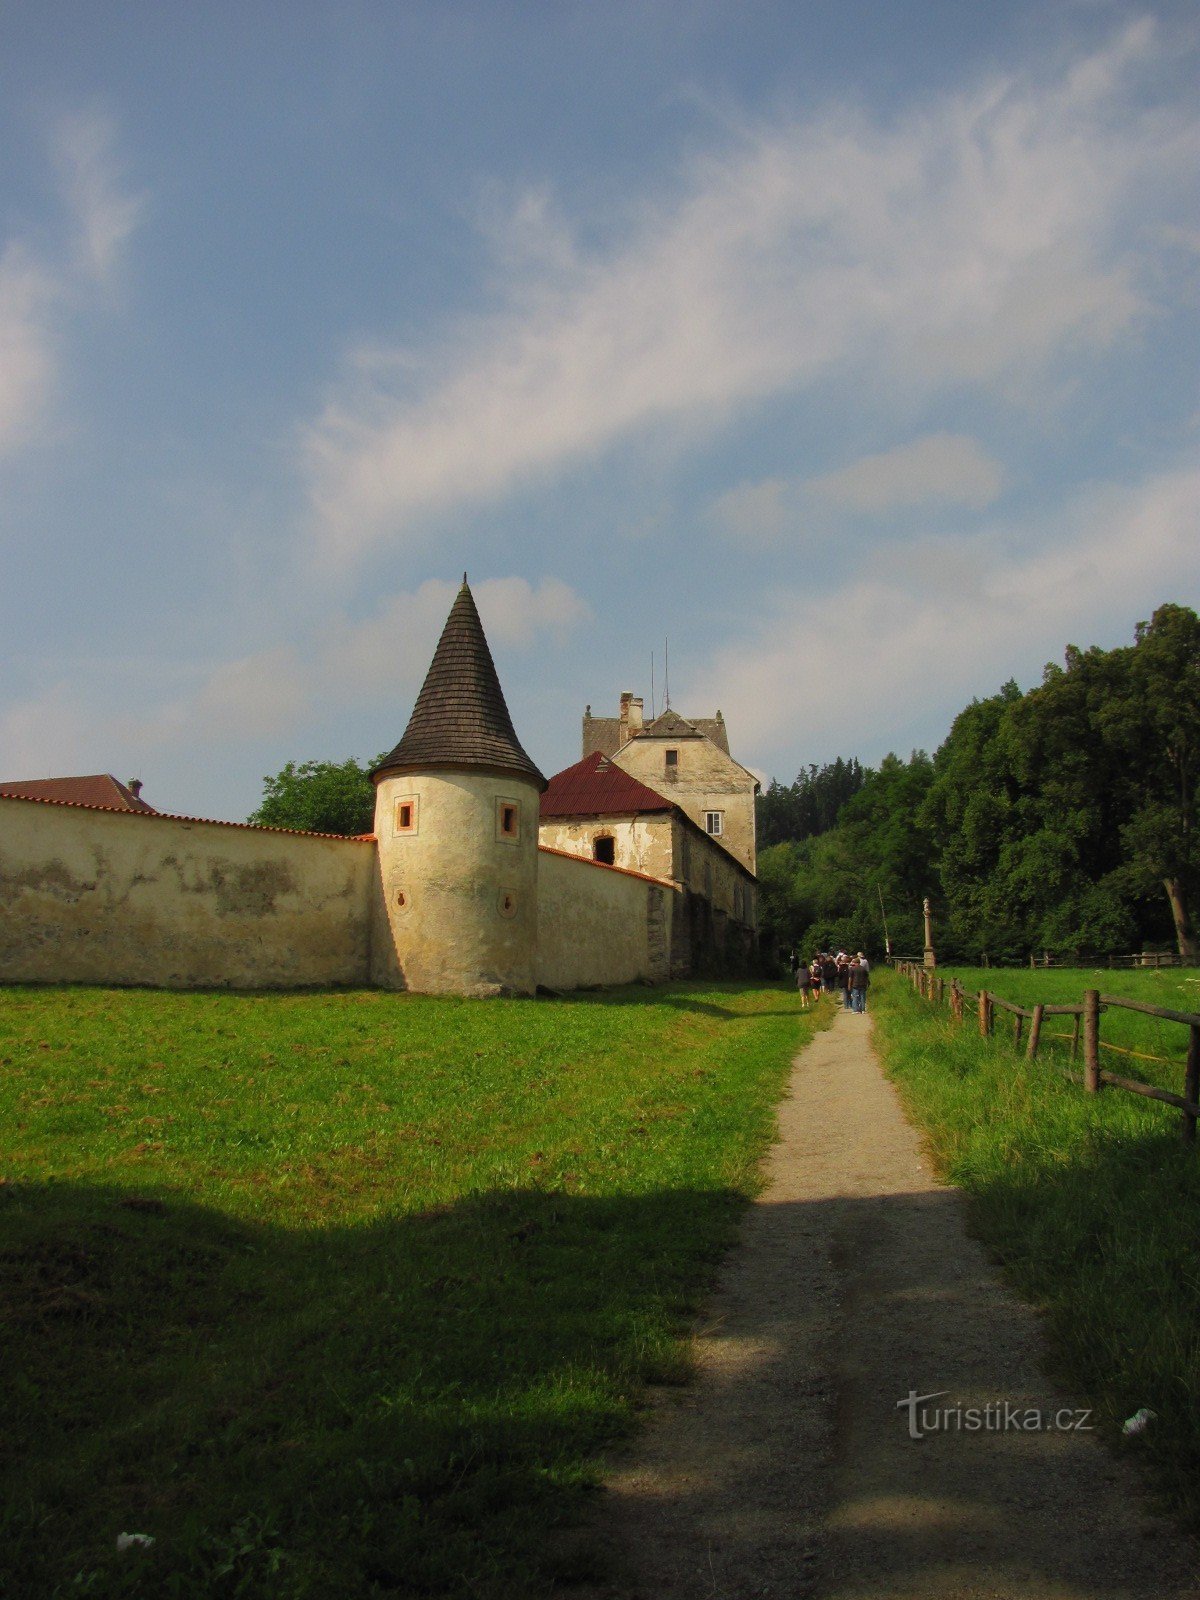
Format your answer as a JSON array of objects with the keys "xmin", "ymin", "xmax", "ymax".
[
  {"xmin": 665, "ymin": 748, "xmax": 678, "ymax": 767},
  {"xmin": 394, "ymin": 795, "xmax": 419, "ymax": 835},
  {"xmin": 496, "ymin": 798, "xmax": 520, "ymax": 842},
  {"xmin": 705, "ymin": 811, "xmax": 723, "ymax": 837}
]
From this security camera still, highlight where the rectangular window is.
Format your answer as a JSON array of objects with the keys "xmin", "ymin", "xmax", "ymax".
[
  {"xmin": 705, "ymin": 811, "xmax": 723, "ymax": 837},
  {"xmin": 496, "ymin": 798, "xmax": 520, "ymax": 843},
  {"xmin": 665, "ymin": 748, "xmax": 678, "ymax": 781},
  {"xmin": 393, "ymin": 795, "xmax": 419, "ymax": 835}
]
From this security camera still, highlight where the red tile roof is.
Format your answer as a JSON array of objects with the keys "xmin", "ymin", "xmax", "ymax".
[
  {"xmin": 0, "ymin": 774, "xmax": 157, "ymax": 812},
  {"xmin": 540, "ymin": 751, "xmax": 673, "ymax": 819}
]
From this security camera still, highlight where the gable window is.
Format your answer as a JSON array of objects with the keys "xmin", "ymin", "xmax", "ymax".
[
  {"xmin": 496, "ymin": 799, "xmax": 520, "ymax": 843},
  {"xmin": 705, "ymin": 810, "xmax": 724, "ymax": 837},
  {"xmin": 593, "ymin": 835, "xmax": 616, "ymax": 866},
  {"xmin": 393, "ymin": 795, "xmax": 419, "ymax": 835},
  {"xmin": 664, "ymin": 748, "xmax": 678, "ymax": 780}
]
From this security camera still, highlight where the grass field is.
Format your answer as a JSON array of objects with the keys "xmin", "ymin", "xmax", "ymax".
[
  {"xmin": 0, "ymin": 981, "xmax": 820, "ymax": 1599},
  {"xmin": 872, "ymin": 967, "xmax": 1200, "ymax": 1531},
  {"xmin": 941, "ymin": 965, "xmax": 1200, "ymax": 1094}
]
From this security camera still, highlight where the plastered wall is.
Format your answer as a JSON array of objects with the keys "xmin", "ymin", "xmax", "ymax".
[
  {"xmin": 0, "ymin": 797, "xmax": 374, "ymax": 988},
  {"xmin": 536, "ymin": 813, "xmax": 675, "ymax": 881},
  {"xmin": 536, "ymin": 847, "xmax": 673, "ymax": 990},
  {"xmin": 612, "ymin": 735, "xmax": 758, "ymax": 875}
]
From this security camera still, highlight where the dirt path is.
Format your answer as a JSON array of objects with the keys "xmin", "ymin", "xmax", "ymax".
[{"xmin": 573, "ymin": 1006, "xmax": 1199, "ymax": 1599}]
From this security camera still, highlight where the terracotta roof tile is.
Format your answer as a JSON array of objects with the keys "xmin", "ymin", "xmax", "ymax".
[
  {"xmin": 374, "ymin": 580, "xmax": 544, "ymax": 788},
  {"xmin": 0, "ymin": 774, "xmax": 157, "ymax": 812},
  {"xmin": 540, "ymin": 751, "xmax": 674, "ymax": 818}
]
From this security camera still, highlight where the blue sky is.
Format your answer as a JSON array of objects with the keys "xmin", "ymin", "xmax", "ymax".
[{"xmin": 2, "ymin": 1, "xmax": 1197, "ymax": 821}]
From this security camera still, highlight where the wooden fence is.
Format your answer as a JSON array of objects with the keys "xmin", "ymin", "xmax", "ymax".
[{"xmin": 894, "ymin": 961, "xmax": 1200, "ymax": 1145}]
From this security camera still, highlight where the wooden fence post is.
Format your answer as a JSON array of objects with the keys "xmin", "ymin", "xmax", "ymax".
[
  {"xmin": 951, "ymin": 980, "xmax": 962, "ymax": 1023},
  {"xmin": 1013, "ymin": 1012, "xmax": 1024, "ymax": 1050},
  {"xmin": 978, "ymin": 989, "xmax": 989, "ymax": 1039},
  {"xmin": 1184, "ymin": 1024, "xmax": 1200, "ymax": 1145},
  {"xmin": 1026, "ymin": 1003, "xmax": 1044, "ymax": 1061},
  {"xmin": 1083, "ymin": 990, "xmax": 1101, "ymax": 1093}
]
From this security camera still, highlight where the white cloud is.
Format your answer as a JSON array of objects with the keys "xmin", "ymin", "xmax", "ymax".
[
  {"xmin": 690, "ymin": 464, "xmax": 1199, "ymax": 770},
  {"xmin": 710, "ymin": 435, "xmax": 1005, "ymax": 541},
  {"xmin": 0, "ymin": 110, "xmax": 141, "ymax": 456},
  {"xmin": 52, "ymin": 110, "xmax": 145, "ymax": 283},
  {"xmin": 100, "ymin": 576, "xmax": 591, "ymax": 747},
  {"xmin": 0, "ymin": 245, "xmax": 58, "ymax": 454},
  {"xmin": 303, "ymin": 19, "xmax": 1196, "ymax": 563},
  {"xmin": 806, "ymin": 435, "xmax": 1004, "ymax": 514},
  {"xmin": 0, "ymin": 683, "xmax": 90, "ymax": 776},
  {"xmin": 709, "ymin": 477, "xmax": 794, "ymax": 544}
]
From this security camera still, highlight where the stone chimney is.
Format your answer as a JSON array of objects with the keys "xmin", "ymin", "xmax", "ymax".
[
  {"xmin": 618, "ymin": 693, "xmax": 644, "ymax": 743},
  {"xmin": 128, "ymin": 779, "xmax": 143, "ymax": 799}
]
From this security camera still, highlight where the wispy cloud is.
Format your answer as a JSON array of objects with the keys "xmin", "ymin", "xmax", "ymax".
[
  {"xmin": 178, "ymin": 576, "xmax": 587, "ymax": 741},
  {"xmin": 709, "ymin": 434, "xmax": 1005, "ymax": 542},
  {"xmin": 806, "ymin": 435, "xmax": 1004, "ymax": 515},
  {"xmin": 52, "ymin": 109, "xmax": 145, "ymax": 283},
  {"xmin": 0, "ymin": 109, "xmax": 142, "ymax": 456},
  {"xmin": 690, "ymin": 463, "xmax": 1199, "ymax": 772},
  {"xmin": 0, "ymin": 245, "xmax": 58, "ymax": 455},
  {"xmin": 303, "ymin": 18, "xmax": 1195, "ymax": 563}
]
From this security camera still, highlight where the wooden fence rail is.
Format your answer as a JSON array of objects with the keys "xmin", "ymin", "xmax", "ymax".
[{"xmin": 894, "ymin": 961, "xmax": 1200, "ymax": 1144}]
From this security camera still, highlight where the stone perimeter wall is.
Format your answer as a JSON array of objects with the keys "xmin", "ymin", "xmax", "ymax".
[
  {"xmin": 536, "ymin": 847, "xmax": 672, "ymax": 990},
  {"xmin": 0, "ymin": 797, "xmax": 374, "ymax": 988}
]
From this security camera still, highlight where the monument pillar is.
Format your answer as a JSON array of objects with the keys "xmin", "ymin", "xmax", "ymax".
[{"xmin": 923, "ymin": 896, "xmax": 936, "ymax": 970}]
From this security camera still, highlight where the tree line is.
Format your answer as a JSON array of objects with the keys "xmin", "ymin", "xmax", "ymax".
[{"xmin": 756, "ymin": 604, "xmax": 1199, "ymax": 965}]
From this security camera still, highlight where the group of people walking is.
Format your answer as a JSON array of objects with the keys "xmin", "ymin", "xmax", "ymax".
[{"xmin": 790, "ymin": 949, "xmax": 870, "ymax": 1012}]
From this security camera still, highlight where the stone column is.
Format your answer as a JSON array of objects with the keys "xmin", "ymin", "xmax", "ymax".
[{"xmin": 923, "ymin": 895, "xmax": 936, "ymax": 970}]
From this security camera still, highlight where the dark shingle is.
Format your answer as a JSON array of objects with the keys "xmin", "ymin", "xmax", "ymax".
[{"xmin": 373, "ymin": 580, "xmax": 545, "ymax": 788}]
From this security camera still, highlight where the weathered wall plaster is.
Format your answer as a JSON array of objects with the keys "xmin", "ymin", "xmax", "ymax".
[
  {"xmin": 372, "ymin": 769, "xmax": 541, "ymax": 996},
  {"xmin": 0, "ymin": 797, "xmax": 373, "ymax": 988},
  {"xmin": 536, "ymin": 847, "xmax": 672, "ymax": 990}
]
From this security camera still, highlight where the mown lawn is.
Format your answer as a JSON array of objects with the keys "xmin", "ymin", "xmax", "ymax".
[
  {"xmin": 0, "ymin": 981, "xmax": 820, "ymax": 1598},
  {"xmin": 872, "ymin": 967, "xmax": 1200, "ymax": 1531}
]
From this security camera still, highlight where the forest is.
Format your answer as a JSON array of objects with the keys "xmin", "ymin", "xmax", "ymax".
[{"xmin": 756, "ymin": 604, "xmax": 1199, "ymax": 965}]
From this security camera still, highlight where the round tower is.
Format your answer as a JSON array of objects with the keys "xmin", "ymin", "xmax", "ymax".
[{"xmin": 370, "ymin": 578, "xmax": 545, "ymax": 996}]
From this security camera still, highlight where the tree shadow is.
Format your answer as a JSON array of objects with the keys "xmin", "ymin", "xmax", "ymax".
[
  {"xmin": 568, "ymin": 1137, "xmax": 1200, "ymax": 1600},
  {"xmin": 0, "ymin": 1178, "xmax": 740, "ymax": 1597}
]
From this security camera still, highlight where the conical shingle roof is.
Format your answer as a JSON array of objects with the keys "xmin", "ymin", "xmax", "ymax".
[{"xmin": 373, "ymin": 580, "xmax": 545, "ymax": 788}]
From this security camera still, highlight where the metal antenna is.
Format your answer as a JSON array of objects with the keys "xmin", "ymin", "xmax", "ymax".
[
  {"xmin": 664, "ymin": 638, "xmax": 670, "ymax": 709},
  {"xmin": 650, "ymin": 653, "xmax": 656, "ymax": 720}
]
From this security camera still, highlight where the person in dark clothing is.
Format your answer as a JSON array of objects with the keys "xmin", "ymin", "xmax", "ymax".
[
  {"xmin": 836, "ymin": 956, "xmax": 851, "ymax": 1008},
  {"xmin": 849, "ymin": 957, "xmax": 870, "ymax": 1013}
]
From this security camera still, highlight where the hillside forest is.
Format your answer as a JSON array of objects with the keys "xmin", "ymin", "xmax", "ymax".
[{"xmin": 757, "ymin": 604, "xmax": 1199, "ymax": 964}]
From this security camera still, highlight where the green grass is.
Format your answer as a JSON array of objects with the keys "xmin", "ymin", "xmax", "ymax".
[
  {"xmin": 940, "ymin": 966, "xmax": 1200, "ymax": 1093},
  {"xmin": 872, "ymin": 968, "xmax": 1200, "ymax": 1531},
  {"xmin": 0, "ymin": 981, "xmax": 824, "ymax": 1598}
]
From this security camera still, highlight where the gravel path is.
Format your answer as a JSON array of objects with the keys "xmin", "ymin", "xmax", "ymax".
[{"xmin": 573, "ymin": 1006, "xmax": 1200, "ymax": 1599}]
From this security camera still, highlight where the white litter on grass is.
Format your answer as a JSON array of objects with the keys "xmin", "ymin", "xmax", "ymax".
[
  {"xmin": 115, "ymin": 1533, "xmax": 155, "ymax": 1552},
  {"xmin": 1122, "ymin": 1407, "xmax": 1157, "ymax": 1436}
]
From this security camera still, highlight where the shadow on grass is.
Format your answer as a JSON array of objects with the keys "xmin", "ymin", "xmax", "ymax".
[{"xmin": 0, "ymin": 1178, "xmax": 743, "ymax": 1598}]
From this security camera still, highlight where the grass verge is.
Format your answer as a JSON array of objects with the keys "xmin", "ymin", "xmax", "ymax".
[
  {"xmin": 871, "ymin": 968, "xmax": 1200, "ymax": 1532},
  {"xmin": 1, "ymin": 981, "xmax": 824, "ymax": 1598}
]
